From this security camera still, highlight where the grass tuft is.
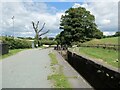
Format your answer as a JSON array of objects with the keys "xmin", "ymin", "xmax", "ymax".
[
  {"xmin": 49, "ymin": 53, "xmax": 58, "ymax": 66},
  {"xmin": 48, "ymin": 52, "xmax": 71, "ymax": 88},
  {"xmin": 47, "ymin": 73, "xmax": 71, "ymax": 88}
]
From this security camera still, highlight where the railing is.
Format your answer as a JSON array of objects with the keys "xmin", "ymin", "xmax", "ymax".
[{"xmin": 78, "ymin": 44, "xmax": 120, "ymax": 51}]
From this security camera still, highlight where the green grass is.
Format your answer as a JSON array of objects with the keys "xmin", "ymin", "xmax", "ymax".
[
  {"xmin": 83, "ymin": 37, "xmax": 119, "ymax": 45},
  {"xmin": 79, "ymin": 47, "xmax": 119, "ymax": 68},
  {"xmin": 69, "ymin": 37, "xmax": 119, "ymax": 68},
  {"xmin": 0, "ymin": 36, "xmax": 2, "ymax": 40},
  {"xmin": 49, "ymin": 53, "xmax": 58, "ymax": 66},
  {"xmin": 47, "ymin": 73, "xmax": 71, "ymax": 88},
  {"xmin": 48, "ymin": 52, "xmax": 71, "ymax": 88},
  {"xmin": 0, "ymin": 49, "xmax": 24, "ymax": 60}
]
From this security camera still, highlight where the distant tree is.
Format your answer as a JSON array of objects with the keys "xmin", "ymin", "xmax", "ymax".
[
  {"xmin": 114, "ymin": 31, "xmax": 120, "ymax": 36},
  {"xmin": 32, "ymin": 21, "xmax": 49, "ymax": 47},
  {"xmin": 59, "ymin": 7, "xmax": 103, "ymax": 46},
  {"xmin": 49, "ymin": 37, "xmax": 54, "ymax": 40},
  {"xmin": 43, "ymin": 36, "xmax": 49, "ymax": 40},
  {"xmin": 25, "ymin": 37, "xmax": 34, "ymax": 40},
  {"xmin": 93, "ymin": 29, "xmax": 103, "ymax": 39},
  {"xmin": 17, "ymin": 37, "xmax": 24, "ymax": 39}
]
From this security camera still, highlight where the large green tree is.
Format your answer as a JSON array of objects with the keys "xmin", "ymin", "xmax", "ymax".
[{"xmin": 59, "ymin": 7, "xmax": 103, "ymax": 46}]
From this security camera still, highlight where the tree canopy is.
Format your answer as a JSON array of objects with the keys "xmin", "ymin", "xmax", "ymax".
[
  {"xmin": 57, "ymin": 7, "xmax": 103, "ymax": 46},
  {"xmin": 114, "ymin": 31, "xmax": 120, "ymax": 36}
]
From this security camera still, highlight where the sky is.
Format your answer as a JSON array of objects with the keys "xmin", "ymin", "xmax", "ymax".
[{"xmin": 0, "ymin": 0, "xmax": 119, "ymax": 37}]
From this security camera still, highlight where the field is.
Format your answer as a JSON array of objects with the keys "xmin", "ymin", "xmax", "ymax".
[
  {"xmin": 83, "ymin": 37, "xmax": 119, "ymax": 45},
  {"xmin": 79, "ymin": 47, "xmax": 119, "ymax": 68},
  {"xmin": 0, "ymin": 36, "xmax": 2, "ymax": 40},
  {"xmin": 70, "ymin": 37, "xmax": 119, "ymax": 68}
]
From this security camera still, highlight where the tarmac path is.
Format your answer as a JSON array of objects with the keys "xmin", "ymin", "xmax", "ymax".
[{"xmin": 2, "ymin": 48, "xmax": 52, "ymax": 88}]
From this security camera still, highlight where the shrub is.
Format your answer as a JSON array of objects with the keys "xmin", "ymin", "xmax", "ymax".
[{"xmin": 2, "ymin": 36, "xmax": 32, "ymax": 49}]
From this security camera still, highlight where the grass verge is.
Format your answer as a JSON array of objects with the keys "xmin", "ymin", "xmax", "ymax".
[
  {"xmin": 0, "ymin": 49, "xmax": 24, "ymax": 60},
  {"xmin": 47, "ymin": 73, "xmax": 71, "ymax": 88},
  {"xmin": 48, "ymin": 52, "xmax": 71, "ymax": 88},
  {"xmin": 49, "ymin": 53, "xmax": 58, "ymax": 66},
  {"xmin": 79, "ymin": 47, "xmax": 119, "ymax": 68}
]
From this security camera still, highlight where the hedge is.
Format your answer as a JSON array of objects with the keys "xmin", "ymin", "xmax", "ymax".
[{"xmin": 2, "ymin": 36, "xmax": 32, "ymax": 49}]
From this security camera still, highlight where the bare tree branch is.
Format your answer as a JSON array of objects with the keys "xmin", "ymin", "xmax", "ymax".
[
  {"xmin": 39, "ymin": 30, "xmax": 49, "ymax": 37},
  {"xmin": 38, "ymin": 23, "xmax": 45, "ymax": 33},
  {"xmin": 32, "ymin": 21, "xmax": 37, "ymax": 33},
  {"xmin": 36, "ymin": 21, "xmax": 39, "ymax": 30},
  {"xmin": 32, "ymin": 21, "xmax": 49, "ymax": 46}
]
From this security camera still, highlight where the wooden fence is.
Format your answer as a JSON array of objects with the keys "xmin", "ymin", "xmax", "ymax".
[{"xmin": 79, "ymin": 44, "xmax": 120, "ymax": 51}]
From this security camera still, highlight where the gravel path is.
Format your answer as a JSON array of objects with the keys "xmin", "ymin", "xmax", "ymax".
[{"xmin": 2, "ymin": 48, "xmax": 52, "ymax": 88}]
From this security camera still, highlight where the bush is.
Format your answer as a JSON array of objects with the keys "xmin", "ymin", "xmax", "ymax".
[{"xmin": 2, "ymin": 36, "xmax": 32, "ymax": 49}]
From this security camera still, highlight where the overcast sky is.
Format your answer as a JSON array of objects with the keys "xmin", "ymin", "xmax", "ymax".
[{"xmin": 0, "ymin": 0, "xmax": 119, "ymax": 37}]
